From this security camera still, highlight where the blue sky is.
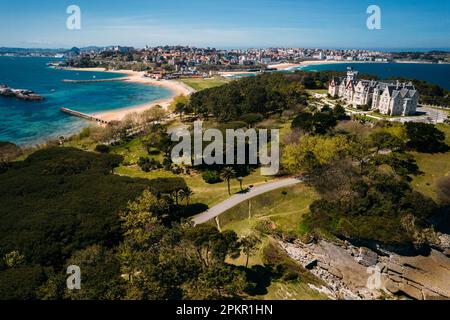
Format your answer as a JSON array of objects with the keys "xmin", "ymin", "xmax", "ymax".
[{"xmin": 1, "ymin": 0, "xmax": 449, "ymax": 49}]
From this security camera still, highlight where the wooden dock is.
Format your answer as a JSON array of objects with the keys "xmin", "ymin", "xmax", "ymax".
[{"xmin": 60, "ymin": 107, "xmax": 110, "ymax": 124}]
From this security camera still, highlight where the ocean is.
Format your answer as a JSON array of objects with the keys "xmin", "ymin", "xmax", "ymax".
[
  {"xmin": 0, "ymin": 57, "xmax": 172, "ymax": 146},
  {"xmin": 297, "ymin": 62, "xmax": 450, "ymax": 90}
]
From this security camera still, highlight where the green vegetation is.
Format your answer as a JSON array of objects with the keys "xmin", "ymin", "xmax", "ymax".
[
  {"xmin": 2, "ymin": 71, "xmax": 450, "ymax": 300},
  {"xmin": 218, "ymin": 184, "xmax": 317, "ymax": 237},
  {"xmin": 283, "ymin": 120, "xmax": 448, "ymax": 246},
  {"xmin": 189, "ymin": 73, "xmax": 308, "ymax": 121},
  {"xmin": 0, "ymin": 148, "xmax": 198, "ymax": 299},
  {"xmin": 179, "ymin": 78, "xmax": 231, "ymax": 91},
  {"xmin": 213, "ymin": 186, "xmax": 325, "ymax": 300},
  {"xmin": 115, "ymin": 166, "xmax": 272, "ymax": 208},
  {"xmin": 411, "ymin": 124, "xmax": 450, "ymax": 200},
  {"xmin": 404, "ymin": 122, "xmax": 449, "ymax": 153}
]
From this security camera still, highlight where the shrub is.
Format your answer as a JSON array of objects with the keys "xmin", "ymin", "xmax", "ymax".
[
  {"xmin": 405, "ymin": 122, "xmax": 448, "ymax": 153},
  {"xmin": 241, "ymin": 113, "xmax": 264, "ymax": 126},
  {"xmin": 95, "ymin": 144, "xmax": 110, "ymax": 154},
  {"xmin": 202, "ymin": 170, "xmax": 222, "ymax": 184},
  {"xmin": 138, "ymin": 157, "xmax": 162, "ymax": 172},
  {"xmin": 171, "ymin": 165, "xmax": 182, "ymax": 175}
]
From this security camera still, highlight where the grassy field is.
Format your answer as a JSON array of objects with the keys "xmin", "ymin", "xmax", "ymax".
[
  {"xmin": 306, "ymin": 89, "xmax": 328, "ymax": 95},
  {"xmin": 115, "ymin": 165, "xmax": 274, "ymax": 208},
  {"xmin": 179, "ymin": 77, "xmax": 231, "ymax": 91},
  {"xmin": 218, "ymin": 184, "xmax": 317, "ymax": 236},
  {"xmin": 411, "ymin": 124, "xmax": 450, "ymax": 200},
  {"xmin": 255, "ymin": 280, "xmax": 327, "ymax": 300},
  {"xmin": 110, "ymin": 137, "xmax": 150, "ymax": 165}
]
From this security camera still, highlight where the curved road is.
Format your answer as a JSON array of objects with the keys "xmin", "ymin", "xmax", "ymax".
[{"xmin": 192, "ymin": 178, "xmax": 302, "ymax": 225}]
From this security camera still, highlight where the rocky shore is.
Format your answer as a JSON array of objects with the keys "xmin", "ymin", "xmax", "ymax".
[
  {"xmin": 279, "ymin": 234, "xmax": 450, "ymax": 300},
  {"xmin": 0, "ymin": 84, "xmax": 44, "ymax": 101}
]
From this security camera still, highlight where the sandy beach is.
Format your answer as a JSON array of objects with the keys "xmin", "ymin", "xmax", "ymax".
[
  {"xmin": 269, "ymin": 60, "xmax": 374, "ymax": 71},
  {"xmin": 219, "ymin": 60, "xmax": 375, "ymax": 76},
  {"xmin": 66, "ymin": 68, "xmax": 195, "ymax": 122},
  {"xmin": 67, "ymin": 60, "xmax": 395, "ymax": 122}
]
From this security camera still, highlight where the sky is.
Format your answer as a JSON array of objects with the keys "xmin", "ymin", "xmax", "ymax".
[{"xmin": 1, "ymin": 0, "xmax": 449, "ymax": 50}]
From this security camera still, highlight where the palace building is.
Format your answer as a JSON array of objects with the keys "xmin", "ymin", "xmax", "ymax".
[{"xmin": 328, "ymin": 67, "xmax": 419, "ymax": 116}]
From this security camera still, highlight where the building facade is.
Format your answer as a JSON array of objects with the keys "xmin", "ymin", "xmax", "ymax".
[{"xmin": 328, "ymin": 68, "xmax": 419, "ymax": 116}]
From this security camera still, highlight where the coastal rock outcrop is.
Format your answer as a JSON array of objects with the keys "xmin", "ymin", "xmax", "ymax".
[
  {"xmin": 0, "ymin": 84, "xmax": 44, "ymax": 101},
  {"xmin": 279, "ymin": 238, "xmax": 450, "ymax": 300}
]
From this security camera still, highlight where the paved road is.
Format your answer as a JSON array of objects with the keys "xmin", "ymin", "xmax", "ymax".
[{"xmin": 192, "ymin": 178, "xmax": 302, "ymax": 225}]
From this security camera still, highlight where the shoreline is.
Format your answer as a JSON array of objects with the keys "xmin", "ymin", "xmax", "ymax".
[
  {"xmin": 219, "ymin": 60, "xmax": 389, "ymax": 76},
  {"xmin": 64, "ymin": 67, "xmax": 195, "ymax": 122},
  {"xmin": 269, "ymin": 60, "xmax": 381, "ymax": 71},
  {"xmin": 269, "ymin": 59, "xmax": 449, "ymax": 71}
]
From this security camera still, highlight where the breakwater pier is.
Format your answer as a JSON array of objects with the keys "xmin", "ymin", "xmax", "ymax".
[{"xmin": 60, "ymin": 107, "xmax": 110, "ymax": 124}]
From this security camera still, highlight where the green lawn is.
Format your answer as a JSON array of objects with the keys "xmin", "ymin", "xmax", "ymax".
[
  {"xmin": 217, "ymin": 185, "xmax": 326, "ymax": 300},
  {"xmin": 179, "ymin": 78, "xmax": 231, "ymax": 91},
  {"xmin": 218, "ymin": 184, "xmax": 317, "ymax": 236},
  {"xmin": 115, "ymin": 165, "xmax": 274, "ymax": 208},
  {"xmin": 411, "ymin": 124, "xmax": 450, "ymax": 200},
  {"xmin": 255, "ymin": 280, "xmax": 328, "ymax": 300},
  {"xmin": 306, "ymin": 89, "xmax": 328, "ymax": 95},
  {"xmin": 110, "ymin": 137, "xmax": 151, "ymax": 165}
]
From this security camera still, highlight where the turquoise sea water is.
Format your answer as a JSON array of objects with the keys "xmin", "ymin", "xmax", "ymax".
[
  {"xmin": 0, "ymin": 57, "xmax": 173, "ymax": 146},
  {"xmin": 297, "ymin": 62, "xmax": 450, "ymax": 90}
]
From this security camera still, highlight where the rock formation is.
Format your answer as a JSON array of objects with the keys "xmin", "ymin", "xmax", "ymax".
[
  {"xmin": 280, "ymin": 237, "xmax": 450, "ymax": 300},
  {"xmin": 0, "ymin": 84, "xmax": 43, "ymax": 101}
]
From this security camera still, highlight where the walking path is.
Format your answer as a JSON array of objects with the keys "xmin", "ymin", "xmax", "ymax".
[{"xmin": 192, "ymin": 178, "xmax": 302, "ymax": 225}]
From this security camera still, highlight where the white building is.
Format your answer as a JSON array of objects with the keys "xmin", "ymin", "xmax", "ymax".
[{"xmin": 329, "ymin": 68, "xmax": 419, "ymax": 116}]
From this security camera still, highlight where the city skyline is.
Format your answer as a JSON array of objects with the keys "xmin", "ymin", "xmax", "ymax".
[{"xmin": 1, "ymin": 0, "xmax": 449, "ymax": 49}]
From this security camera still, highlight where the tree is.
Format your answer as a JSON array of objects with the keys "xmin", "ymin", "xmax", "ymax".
[
  {"xmin": 142, "ymin": 105, "xmax": 166, "ymax": 124},
  {"xmin": 333, "ymin": 104, "xmax": 348, "ymax": 120},
  {"xmin": 184, "ymin": 264, "xmax": 247, "ymax": 299},
  {"xmin": 142, "ymin": 127, "xmax": 172, "ymax": 156},
  {"xmin": 221, "ymin": 167, "xmax": 236, "ymax": 195},
  {"xmin": 95, "ymin": 144, "xmax": 110, "ymax": 154},
  {"xmin": 283, "ymin": 135, "xmax": 349, "ymax": 174},
  {"xmin": 241, "ymin": 113, "xmax": 264, "ymax": 127},
  {"xmin": 4, "ymin": 251, "xmax": 25, "ymax": 268},
  {"xmin": 291, "ymin": 111, "xmax": 337, "ymax": 135},
  {"xmin": 202, "ymin": 170, "xmax": 222, "ymax": 184},
  {"xmin": 239, "ymin": 235, "xmax": 261, "ymax": 268},
  {"xmin": 179, "ymin": 187, "xmax": 194, "ymax": 206},
  {"xmin": 291, "ymin": 112, "xmax": 314, "ymax": 133},
  {"xmin": 175, "ymin": 102, "xmax": 186, "ymax": 120},
  {"xmin": 437, "ymin": 177, "xmax": 450, "ymax": 205},
  {"xmin": 0, "ymin": 266, "xmax": 45, "ymax": 300},
  {"xmin": 404, "ymin": 122, "xmax": 448, "ymax": 153},
  {"xmin": 184, "ymin": 225, "xmax": 240, "ymax": 267},
  {"xmin": 349, "ymin": 137, "xmax": 373, "ymax": 174},
  {"xmin": 120, "ymin": 190, "xmax": 161, "ymax": 246},
  {"xmin": 65, "ymin": 245, "xmax": 125, "ymax": 300},
  {"xmin": 369, "ymin": 131, "xmax": 404, "ymax": 152}
]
